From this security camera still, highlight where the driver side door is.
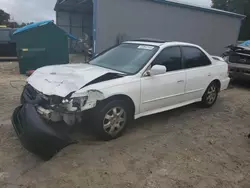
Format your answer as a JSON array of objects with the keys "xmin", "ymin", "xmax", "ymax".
[{"xmin": 140, "ymin": 46, "xmax": 186, "ymax": 114}]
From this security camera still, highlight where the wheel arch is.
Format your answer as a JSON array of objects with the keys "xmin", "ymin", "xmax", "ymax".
[
  {"xmin": 98, "ymin": 94, "xmax": 136, "ymax": 118},
  {"xmin": 202, "ymin": 79, "xmax": 221, "ymax": 97},
  {"xmin": 211, "ymin": 79, "xmax": 221, "ymax": 91}
]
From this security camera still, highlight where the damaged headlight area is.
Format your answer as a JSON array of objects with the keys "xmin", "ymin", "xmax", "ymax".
[
  {"xmin": 20, "ymin": 85, "xmax": 103, "ymax": 126},
  {"xmin": 72, "ymin": 96, "xmax": 88, "ymax": 110}
]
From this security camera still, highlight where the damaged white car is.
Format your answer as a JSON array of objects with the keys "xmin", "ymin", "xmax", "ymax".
[{"xmin": 12, "ymin": 39, "xmax": 230, "ymax": 160}]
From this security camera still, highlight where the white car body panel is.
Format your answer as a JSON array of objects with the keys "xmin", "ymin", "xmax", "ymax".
[
  {"xmin": 27, "ymin": 64, "xmax": 121, "ymax": 97},
  {"xmin": 135, "ymin": 98, "xmax": 201, "ymax": 119},
  {"xmin": 140, "ymin": 70, "xmax": 186, "ymax": 113},
  {"xmin": 185, "ymin": 65, "xmax": 214, "ymax": 101},
  {"xmin": 72, "ymin": 76, "xmax": 142, "ymax": 115},
  {"xmin": 27, "ymin": 41, "xmax": 230, "ymax": 120}
]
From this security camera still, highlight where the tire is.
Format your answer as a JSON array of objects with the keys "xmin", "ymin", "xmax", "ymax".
[
  {"xmin": 91, "ymin": 100, "xmax": 132, "ymax": 141},
  {"xmin": 201, "ymin": 82, "xmax": 219, "ymax": 108},
  {"xmin": 20, "ymin": 92, "xmax": 25, "ymax": 104}
]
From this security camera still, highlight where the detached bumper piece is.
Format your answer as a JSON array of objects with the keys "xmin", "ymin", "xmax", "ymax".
[
  {"xmin": 12, "ymin": 104, "xmax": 75, "ymax": 161},
  {"xmin": 21, "ymin": 84, "xmax": 43, "ymax": 105}
]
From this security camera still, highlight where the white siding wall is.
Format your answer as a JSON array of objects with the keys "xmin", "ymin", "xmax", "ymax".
[{"xmin": 95, "ymin": 0, "xmax": 243, "ymax": 55}]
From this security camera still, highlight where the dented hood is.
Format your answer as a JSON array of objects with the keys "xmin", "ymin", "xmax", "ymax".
[{"xmin": 27, "ymin": 64, "xmax": 118, "ymax": 97}]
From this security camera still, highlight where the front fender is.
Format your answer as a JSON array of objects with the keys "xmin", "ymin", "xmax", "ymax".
[
  {"xmin": 73, "ymin": 78, "xmax": 141, "ymax": 115},
  {"xmin": 71, "ymin": 90, "xmax": 105, "ymax": 111}
]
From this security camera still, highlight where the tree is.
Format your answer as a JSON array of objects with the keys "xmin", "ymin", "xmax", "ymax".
[
  {"xmin": 7, "ymin": 22, "xmax": 18, "ymax": 28},
  {"xmin": 0, "ymin": 9, "xmax": 10, "ymax": 25},
  {"xmin": 212, "ymin": 0, "xmax": 250, "ymax": 40},
  {"xmin": 19, "ymin": 23, "xmax": 27, "ymax": 27},
  {"xmin": 0, "ymin": 9, "xmax": 30, "ymax": 28}
]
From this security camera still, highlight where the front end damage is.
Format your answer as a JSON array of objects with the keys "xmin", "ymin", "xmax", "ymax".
[
  {"xmin": 12, "ymin": 63, "xmax": 125, "ymax": 160},
  {"xmin": 12, "ymin": 84, "xmax": 105, "ymax": 160}
]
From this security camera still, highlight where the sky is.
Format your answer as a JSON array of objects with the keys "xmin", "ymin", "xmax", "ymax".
[{"xmin": 0, "ymin": 0, "xmax": 212, "ymax": 23}]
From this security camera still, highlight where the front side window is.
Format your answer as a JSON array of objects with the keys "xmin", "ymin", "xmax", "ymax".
[
  {"xmin": 152, "ymin": 46, "xmax": 182, "ymax": 72},
  {"xmin": 90, "ymin": 43, "xmax": 158, "ymax": 74},
  {"xmin": 182, "ymin": 46, "xmax": 211, "ymax": 68}
]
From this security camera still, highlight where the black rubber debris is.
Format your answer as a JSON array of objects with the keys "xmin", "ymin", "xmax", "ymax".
[
  {"xmin": 11, "ymin": 104, "xmax": 75, "ymax": 161},
  {"xmin": 20, "ymin": 84, "xmax": 43, "ymax": 105}
]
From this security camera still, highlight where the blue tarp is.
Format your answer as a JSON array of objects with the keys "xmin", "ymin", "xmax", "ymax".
[
  {"xmin": 240, "ymin": 40, "xmax": 250, "ymax": 47},
  {"xmin": 13, "ymin": 20, "xmax": 78, "ymax": 40}
]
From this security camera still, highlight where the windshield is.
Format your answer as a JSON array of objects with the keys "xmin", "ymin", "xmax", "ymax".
[{"xmin": 90, "ymin": 43, "xmax": 158, "ymax": 74}]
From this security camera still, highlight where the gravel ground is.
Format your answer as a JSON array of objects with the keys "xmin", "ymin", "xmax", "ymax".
[{"xmin": 0, "ymin": 62, "xmax": 250, "ymax": 188}]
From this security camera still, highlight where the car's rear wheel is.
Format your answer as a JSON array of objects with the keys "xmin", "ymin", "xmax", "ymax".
[
  {"xmin": 92, "ymin": 100, "xmax": 131, "ymax": 140},
  {"xmin": 201, "ymin": 82, "xmax": 219, "ymax": 107}
]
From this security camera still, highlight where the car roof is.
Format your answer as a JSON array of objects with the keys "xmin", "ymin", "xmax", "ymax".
[
  {"xmin": 124, "ymin": 39, "xmax": 198, "ymax": 48},
  {"xmin": 125, "ymin": 41, "xmax": 164, "ymax": 46}
]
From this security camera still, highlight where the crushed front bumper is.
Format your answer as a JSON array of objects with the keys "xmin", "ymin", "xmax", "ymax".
[{"xmin": 11, "ymin": 104, "xmax": 75, "ymax": 160}]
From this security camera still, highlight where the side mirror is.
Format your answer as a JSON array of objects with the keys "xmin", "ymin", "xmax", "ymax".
[{"xmin": 149, "ymin": 65, "xmax": 167, "ymax": 76}]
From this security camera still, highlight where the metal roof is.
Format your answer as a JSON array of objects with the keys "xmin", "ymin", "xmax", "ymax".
[
  {"xmin": 54, "ymin": 0, "xmax": 245, "ymax": 19},
  {"xmin": 54, "ymin": 0, "xmax": 92, "ymax": 12},
  {"xmin": 152, "ymin": 0, "xmax": 245, "ymax": 19}
]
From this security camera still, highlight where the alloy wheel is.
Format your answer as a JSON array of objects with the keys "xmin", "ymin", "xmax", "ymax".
[
  {"xmin": 103, "ymin": 107, "xmax": 127, "ymax": 136},
  {"xmin": 206, "ymin": 85, "xmax": 217, "ymax": 104}
]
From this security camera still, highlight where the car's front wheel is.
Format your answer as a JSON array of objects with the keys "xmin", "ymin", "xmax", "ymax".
[{"xmin": 92, "ymin": 100, "xmax": 131, "ymax": 140}]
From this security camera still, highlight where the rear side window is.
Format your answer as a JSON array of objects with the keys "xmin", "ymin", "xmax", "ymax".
[
  {"xmin": 152, "ymin": 46, "xmax": 182, "ymax": 72},
  {"xmin": 182, "ymin": 46, "xmax": 211, "ymax": 68}
]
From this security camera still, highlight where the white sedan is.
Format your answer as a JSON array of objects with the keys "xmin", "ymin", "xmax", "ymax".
[{"xmin": 17, "ymin": 39, "xmax": 230, "ymax": 142}]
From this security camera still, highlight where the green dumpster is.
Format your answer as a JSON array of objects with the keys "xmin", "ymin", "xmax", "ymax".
[{"xmin": 12, "ymin": 20, "xmax": 78, "ymax": 74}]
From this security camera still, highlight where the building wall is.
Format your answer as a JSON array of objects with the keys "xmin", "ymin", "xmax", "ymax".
[
  {"xmin": 95, "ymin": 0, "xmax": 242, "ymax": 55},
  {"xmin": 56, "ymin": 11, "xmax": 93, "ymax": 53}
]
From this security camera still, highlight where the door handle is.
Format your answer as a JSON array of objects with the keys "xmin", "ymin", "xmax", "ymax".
[
  {"xmin": 177, "ymin": 80, "xmax": 184, "ymax": 83},
  {"xmin": 208, "ymin": 73, "xmax": 212, "ymax": 76}
]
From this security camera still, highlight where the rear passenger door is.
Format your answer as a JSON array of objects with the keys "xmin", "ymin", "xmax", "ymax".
[{"xmin": 181, "ymin": 46, "xmax": 214, "ymax": 101}]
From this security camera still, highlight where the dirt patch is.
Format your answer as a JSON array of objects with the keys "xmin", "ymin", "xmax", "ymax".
[
  {"xmin": 0, "ymin": 61, "xmax": 19, "ymax": 75},
  {"xmin": 0, "ymin": 62, "xmax": 249, "ymax": 188}
]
